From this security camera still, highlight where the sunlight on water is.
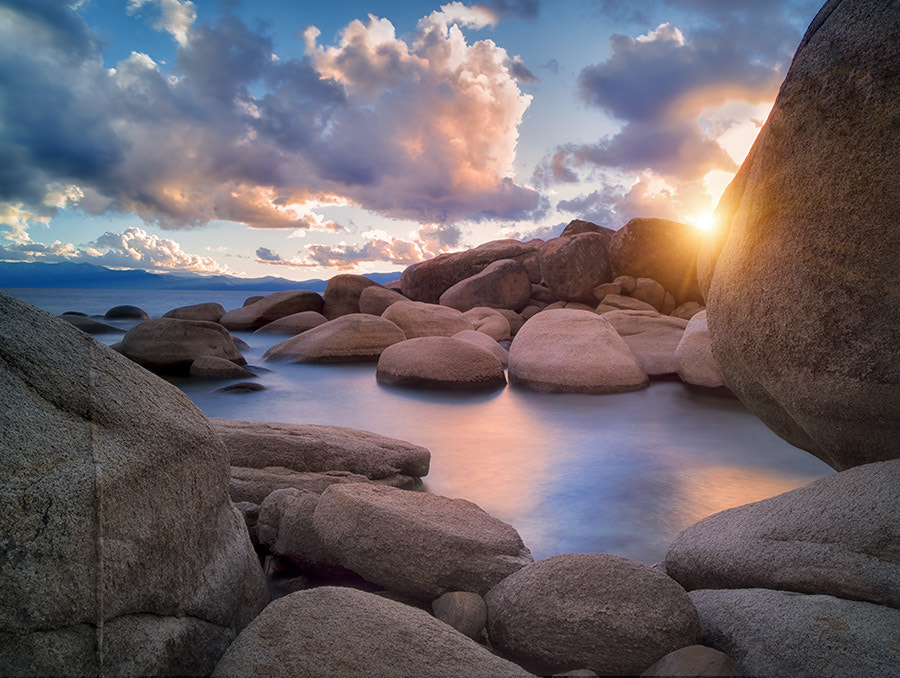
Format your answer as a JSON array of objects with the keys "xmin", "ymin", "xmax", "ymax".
[{"xmin": 7, "ymin": 288, "xmax": 835, "ymax": 563}]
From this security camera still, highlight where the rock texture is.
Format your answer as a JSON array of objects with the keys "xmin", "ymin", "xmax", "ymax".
[
  {"xmin": 59, "ymin": 314, "xmax": 124, "ymax": 335},
  {"xmin": 382, "ymin": 300, "xmax": 473, "ymax": 338},
  {"xmin": 313, "ymin": 484, "xmax": 533, "ymax": 600},
  {"xmin": 358, "ymin": 285, "xmax": 407, "ymax": 315},
  {"xmin": 641, "ymin": 645, "xmax": 742, "ymax": 677},
  {"xmin": 560, "ymin": 219, "xmax": 615, "ymax": 239},
  {"xmin": 119, "ymin": 318, "xmax": 245, "ymax": 375},
  {"xmin": 322, "ymin": 274, "xmax": 381, "ymax": 319},
  {"xmin": 463, "ymin": 307, "xmax": 511, "ymax": 341},
  {"xmin": 253, "ymin": 311, "xmax": 327, "ymax": 335},
  {"xmin": 104, "ymin": 304, "xmax": 149, "ymax": 320},
  {"xmin": 603, "ymin": 310, "xmax": 687, "ymax": 376},
  {"xmin": 508, "ymin": 309, "xmax": 648, "ymax": 393},
  {"xmin": 211, "ymin": 418, "xmax": 430, "ymax": 480},
  {"xmin": 432, "ymin": 592, "xmax": 487, "ymax": 641},
  {"xmin": 697, "ymin": 0, "xmax": 900, "ymax": 471},
  {"xmin": 212, "ymin": 587, "xmax": 532, "ymax": 678},
  {"xmin": 439, "ymin": 259, "xmax": 532, "ymax": 312},
  {"xmin": 690, "ymin": 588, "xmax": 900, "ymax": 678},
  {"xmin": 262, "ymin": 314, "xmax": 406, "ymax": 363},
  {"xmin": 539, "ymin": 233, "xmax": 613, "ymax": 304},
  {"xmin": 609, "ymin": 218, "xmax": 704, "ymax": 304},
  {"xmin": 377, "ymin": 337, "xmax": 506, "ymax": 391},
  {"xmin": 665, "ymin": 459, "xmax": 899, "ymax": 608},
  {"xmin": 674, "ymin": 311, "xmax": 724, "ymax": 388},
  {"xmin": 219, "ymin": 290, "xmax": 324, "ymax": 331},
  {"xmin": 163, "ymin": 302, "xmax": 226, "ymax": 323},
  {"xmin": 485, "ymin": 554, "xmax": 700, "ymax": 676},
  {"xmin": 190, "ymin": 355, "xmax": 256, "ymax": 379},
  {"xmin": 401, "ymin": 239, "xmax": 541, "ymax": 303},
  {"xmin": 0, "ymin": 292, "xmax": 268, "ymax": 676},
  {"xmin": 454, "ymin": 329, "xmax": 509, "ymax": 367},
  {"xmin": 229, "ymin": 466, "xmax": 378, "ymax": 505}
]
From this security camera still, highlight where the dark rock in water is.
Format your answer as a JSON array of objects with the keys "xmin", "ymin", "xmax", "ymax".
[
  {"xmin": 262, "ymin": 314, "xmax": 406, "ymax": 363},
  {"xmin": 609, "ymin": 218, "xmax": 704, "ymax": 305},
  {"xmin": 190, "ymin": 356, "xmax": 256, "ymax": 380},
  {"xmin": 253, "ymin": 311, "xmax": 327, "ymax": 335},
  {"xmin": 59, "ymin": 313, "xmax": 125, "ymax": 334},
  {"xmin": 439, "ymin": 258, "xmax": 532, "ymax": 312},
  {"xmin": 322, "ymin": 274, "xmax": 382, "ymax": 319},
  {"xmin": 313, "ymin": 484, "xmax": 533, "ymax": 600},
  {"xmin": 242, "ymin": 295, "xmax": 264, "ymax": 307},
  {"xmin": 163, "ymin": 302, "xmax": 226, "ymax": 323},
  {"xmin": 401, "ymin": 239, "xmax": 541, "ymax": 303},
  {"xmin": 665, "ymin": 459, "xmax": 899, "ymax": 609},
  {"xmin": 211, "ymin": 587, "xmax": 532, "ymax": 678},
  {"xmin": 104, "ymin": 304, "xmax": 150, "ymax": 320},
  {"xmin": 539, "ymin": 233, "xmax": 613, "ymax": 304},
  {"xmin": 0, "ymin": 292, "xmax": 267, "ymax": 676},
  {"xmin": 641, "ymin": 645, "xmax": 742, "ymax": 677},
  {"xmin": 697, "ymin": 0, "xmax": 900, "ymax": 471},
  {"xmin": 216, "ymin": 381, "xmax": 265, "ymax": 393},
  {"xmin": 377, "ymin": 337, "xmax": 507, "ymax": 391},
  {"xmin": 689, "ymin": 588, "xmax": 900, "ymax": 678},
  {"xmin": 61, "ymin": 310, "xmax": 88, "ymax": 316},
  {"xmin": 119, "ymin": 317, "xmax": 245, "ymax": 375},
  {"xmin": 210, "ymin": 418, "xmax": 431, "ymax": 480},
  {"xmin": 230, "ymin": 335, "xmax": 250, "ymax": 351},
  {"xmin": 484, "ymin": 553, "xmax": 700, "ymax": 676},
  {"xmin": 560, "ymin": 218, "xmax": 615, "ymax": 239},
  {"xmin": 219, "ymin": 290, "xmax": 324, "ymax": 331}
]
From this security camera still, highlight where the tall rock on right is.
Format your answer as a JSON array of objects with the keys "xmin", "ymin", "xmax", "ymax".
[{"xmin": 698, "ymin": 0, "xmax": 900, "ymax": 471}]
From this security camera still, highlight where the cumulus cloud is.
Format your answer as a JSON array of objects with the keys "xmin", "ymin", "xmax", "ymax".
[
  {"xmin": 0, "ymin": 2, "xmax": 542, "ymax": 237},
  {"xmin": 538, "ymin": 0, "xmax": 816, "ymax": 224},
  {"xmin": 0, "ymin": 227, "xmax": 226, "ymax": 273}
]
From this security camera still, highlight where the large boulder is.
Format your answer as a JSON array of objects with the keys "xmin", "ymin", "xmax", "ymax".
[
  {"xmin": 603, "ymin": 310, "xmax": 687, "ymax": 376},
  {"xmin": 253, "ymin": 311, "xmax": 327, "ymax": 335},
  {"xmin": 212, "ymin": 587, "xmax": 532, "ymax": 678},
  {"xmin": 690, "ymin": 588, "xmax": 900, "ymax": 678},
  {"xmin": 641, "ymin": 645, "xmax": 742, "ymax": 677},
  {"xmin": 210, "ymin": 418, "xmax": 430, "ymax": 481},
  {"xmin": 59, "ymin": 314, "xmax": 124, "ymax": 335},
  {"xmin": 313, "ymin": 484, "xmax": 533, "ymax": 600},
  {"xmin": 560, "ymin": 219, "xmax": 615, "ymax": 239},
  {"xmin": 219, "ymin": 290, "xmax": 324, "ymax": 331},
  {"xmin": 508, "ymin": 309, "xmax": 648, "ymax": 393},
  {"xmin": 190, "ymin": 355, "xmax": 256, "ymax": 380},
  {"xmin": 377, "ymin": 337, "xmax": 506, "ymax": 391},
  {"xmin": 539, "ymin": 233, "xmax": 613, "ymax": 304},
  {"xmin": 400, "ymin": 239, "xmax": 541, "ymax": 303},
  {"xmin": 697, "ymin": 0, "xmax": 900, "ymax": 471},
  {"xmin": 609, "ymin": 218, "xmax": 704, "ymax": 304},
  {"xmin": 485, "ymin": 554, "xmax": 700, "ymax": 676},
  {"xmin": 439, "ymin": 259, "xmax": 532, "ymax": 312},
  {"xmin": 454, "ymin": 329, "xmax": 510, "ymax": 367},
  {"xmin": 262, "ymin": 314, "xmax": 406, "ymax": 363},
  {"xmin": 118, "ymin": 317, "xmax": 245, "ymax": 375},
  {"xmin": 674, "ymin": 311, "xmax": 725, "ymax": 388},
  {"xmin": 0, "ymin": 293, "xmax": 268, "ymax": 676},
  {"xmin": 104, "ymin": 304, "xmax": 149, "ymax": 320},
  {"xmin": 463, "ymin": 307, "xmax": 511, "ymax": 341},
  {"xmin": 322, "ymin": 274, "xmax": 381, "ymax": 319},
  {"xmin": 358, "ymin": 285, "xmax": 407, "ymax": 315},
  {"xmin": 163, "ymin": 302, "xmax": 226, "ymax": 323},
  {"xmin": 665, "ymin": 459, "xmax": 898, "ymax": 608},
  {"xmin": 382, "ymin": 300, "xmax": 473, "ymax": 338},
  {"xmin": 229, "ymin": 466, "xmax": 379, "ymax": 505}
]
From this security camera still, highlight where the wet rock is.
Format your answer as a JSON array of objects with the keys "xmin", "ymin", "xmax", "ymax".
[
  {"xmin": 439, "ymin": 259, "xmax": 532, "ymax": 312},
  {"xmin": 253, "ymin": 311, "xmax": 327, "ymax": 335},
  {"xmin": 212, "ymin": 587, "xmax": 532, "ymax": 678},
  {"xmin": 215, "ymin": 381, "xmax": 265, "ymax": 393},
  {"xmin": 485, "ymin": 553, "xmax": 700, "ymax": 676},
  {"xmin": 163, "ymin": 302, "xmax": 226, "ymax": 323},
  {"xmin": 219, "ymin": 290, "xmax": 324, "ymax": 331},
  {"xmin": 539, "ymin": 233, "xmax": 613, "ymax": 304},
  {"xmin": 104, "ymin": 304, "xmax": 149, "ymax": 320},
  {"xmin": 262, "ymin": 314, "xmax": 406, "ymax": 363},
  {"xmin": 508, "ymin": 309, "xmax": 648, "ymax": 394},
  {"xmin": 119, "ymin": 318, "xmax": 245, "ymax": 376},
  {"xmin": 314, "ymin": 484, "xmax": 532, "ymax": 600},
  {"xmin": 377, "ymin": 337, "xmax": 506, "ymax": 391},
  {"xmin": 322, "ymin": 274, "xmax": 381, "ymax": 319},
  {"xmin": 382, "ymin": 300, "xmax": 473, "ymax": 338}
]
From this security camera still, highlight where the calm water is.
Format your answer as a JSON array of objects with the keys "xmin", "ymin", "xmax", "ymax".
[{"xmin": 6, "ymin": 287, "xmax": 834, "ymax": 563}]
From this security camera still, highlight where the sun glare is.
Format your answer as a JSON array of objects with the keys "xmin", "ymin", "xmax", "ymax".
[{"xmin": 687, "ymin": 213, "xmax": 716, "ymax": 232}]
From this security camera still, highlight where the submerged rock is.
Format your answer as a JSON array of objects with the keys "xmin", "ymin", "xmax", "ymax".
[
  {"xmin": 119, "ymin": 317, "xmax": 245, "ymax": 375},
  {"xmin": 59, "ymin": 313, "xmax": 125, "ymax": 335},
  {"xmin": 163, "ymin": 302, "xmax": 226, "ymax": 323},
  {"xmin": 190, "ymin": 355, "xmax": 256, "ymax": 379},
  {"xmin": 104, "ymin": 304, "xmax": 150, "ymax": 320},
  {"xmin": 253, "ymin": 310, "xmax": 327, "ymax": 335}
]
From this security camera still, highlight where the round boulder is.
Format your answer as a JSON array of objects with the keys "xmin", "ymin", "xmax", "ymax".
[
  {"xmin": 696, "ymin": 0, "xmax": 900, "ymax": 471},
  {"xmin": 104, "ymin": 304, "xmax": 149, "ymax": 320},
  {"xmin": 641, "ymin": 645, "xmax": 742, "ymax": 677},
  {"xmin": 262, "ymin": 314, "xmax": 406, "ymax": 363},
  {"xmin": 377, "ymin": 337, "xmax": 506, "ymax": 390},
  {"xmin": 358, "ymin": 286, "xmax": 407, "ymax": 315},
  {"xmin": 508, "ymin": 309, "xmax": 648, "ymax": 394},
  {"xmin": 603, "ymin": 310, "xmax": 687, "ymax": 376},
  {"xmin": 454, "ymin": 329, "xmax": 509, "ymax": 367},
  {"xmin": 539, "ymin": 233, "xmax": 613, "ymax": 304},
  {"xmin": 382, "ymin": 300, "xmax": 474, "ymax": 338},
  {"xmin": 59, "ymin": 314, "xmax": 125, "ymax": 335},
  {"xmin": 432, "ymin": 592, "xmax": 487, "ymax": 641},
  {"xmin": 163, "ymin": 302, "xmax": 226, "ymax": 323},
  {"xmin": 119, "ymin": 318, "xmax": 245, "ymax": 375},
  {"xmin": 485, "ymin": 553, "xmax": 700, "ymax": 676},
  {"xmin": 219, "ymin": 290, "xmax": 324, "ymax": 331},
  {"xmin": 190, "ymin": 355, "xmax": 256, "ymax": 379},
  {"xmin": 322, "ymin": 274, "xmax": 381, "ymax": 319},
  {"xmin": 674, "ymin": 311, "xmax": 724, "ymax": 388},
  {"xmin": 313, "ymin": 484, "xmax": 533, "ymax": 600},
  {"xmin": 253, "ymin": 311, "xmax": 327, "ymax": 335},
  {"xmin": 439, "ymin": 259, "xmax": 532, "ymax": 312}
]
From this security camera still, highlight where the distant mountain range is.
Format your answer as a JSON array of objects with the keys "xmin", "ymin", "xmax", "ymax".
[{"xmin": 0, "ymin": 262, "xmax": 400, "ymax": 294}]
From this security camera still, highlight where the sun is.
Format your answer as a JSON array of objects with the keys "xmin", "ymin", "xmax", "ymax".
[{"xmin": 687, "ymin": 212, "xmax": 717, "ymax": 232}]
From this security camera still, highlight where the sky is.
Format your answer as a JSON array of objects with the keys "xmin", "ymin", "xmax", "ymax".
[{"xmin": 0, "ymin": 0, "xmax": 822, "ymax": 280}]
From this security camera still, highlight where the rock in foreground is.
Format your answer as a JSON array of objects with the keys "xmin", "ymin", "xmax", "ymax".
[
  {"xmin": 212, "ymin": 587, "xmax": 532, "ymax": 678},
  {"xmin": 0, "ymin": 292, "xmax": 267, "ymax": 676},
  {"xmin": 314, "ymin": 484, "xmax": 533, "ymax": 600}
]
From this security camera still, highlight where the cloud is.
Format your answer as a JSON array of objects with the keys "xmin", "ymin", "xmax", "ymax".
[
  {"xmin": 255, "ymin": 247, "xmax": 282, "ymax": 261},
  {"xmin": 0, "ymin": 227, "xmax": 226, "ymax": 273},
  {"xmin": 478, "ymin": 0, "xmax": 540, "ymax": 20},
  {"xmin": 0, "ymin": 2, "xmax": 542, "ymax": 235}
]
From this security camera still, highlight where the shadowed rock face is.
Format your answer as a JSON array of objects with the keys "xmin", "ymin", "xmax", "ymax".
[
  {"xmin": 0, "ymin": 292, "xmax": 268, "ymax": 676},
  {"xmin": 698, "ymin": 0, "xmax": 900, "ymax": 470}
]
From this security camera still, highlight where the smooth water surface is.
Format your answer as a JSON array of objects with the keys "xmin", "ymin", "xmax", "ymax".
[{"xmin": 6, "ymin": 287, "xmax": 835, "ymax": 563}]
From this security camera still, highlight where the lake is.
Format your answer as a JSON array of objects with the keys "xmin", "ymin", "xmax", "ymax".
[{"xmin": 4, "ymin": 287, "xmax": 834, "ymax": 563}]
